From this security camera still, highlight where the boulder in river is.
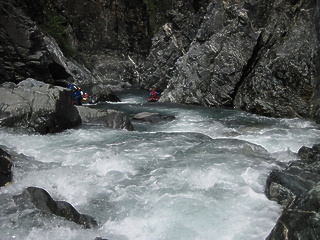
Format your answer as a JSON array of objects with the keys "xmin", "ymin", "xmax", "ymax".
[
  {"xmin": 13, "ymin": 187, "xmax": 98, "ymax": 229},
  {"xmin": 90, "ymin": 84, "xmax": 121, "ymax": 104},
  {"xmin": 0, "ymin": 78, "xmax": 81, "ymax": 134},
  {"xmin": 76, "ymin": 106, "xmax": 134, "ymax": 131}
]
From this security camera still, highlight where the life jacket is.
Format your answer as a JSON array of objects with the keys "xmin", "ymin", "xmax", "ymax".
[
  {"xmin": 73, "ymin": 90, "xmax": 82, "ymax": 97},
  {"xmin": 150, "ymin": 91, "xmax": 158, "ymax": 98}
]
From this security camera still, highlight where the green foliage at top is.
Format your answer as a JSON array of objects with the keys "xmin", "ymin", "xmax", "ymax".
[
  {"xmin": 143, "ymin": 0, "xmax": 173, "ymax": 35},
  {"xmin": 15, "ymin": 0, "xmax": 76, "ymax": 58},
  {"xmin": 41, "ymin": 15, "xmax": 76, "ymax": 57}
]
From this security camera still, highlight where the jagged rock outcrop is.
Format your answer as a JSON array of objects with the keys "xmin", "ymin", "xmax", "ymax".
[
  {"xmin": 2, "ymin": 0, "xmax": 153, "ymax": 85},
  {"xmin": 0, "ymin": 1, "xmax": 100, "ymax": 85},
  {"xmin": 141, "ymin": 0, "xmax": 320, "ymax": 122},
  {"xmin": 234, "ymin": 0, "xmax": 319, "ymax": 119},
  {"xmin": 139, "ymin": 0, "xmax": 210, "ymax": 91},
  {"xmin": 0, "ymin": 1, "xmax": 55, "ymax": 84},
  {"xmin": 13, "ymin": 0, "xmax": 151, "ymax": 55},
  {"xmin": 266, "ymin": 143, "xmax": 320, "ymax": 239},
  {"xmin": 76, "ymin": 106, "xmax": 134, "ymax": 131},
  {"xmin": 0, "ymin": 78, "xmax": 81, "ymax": 134},
  {"xmin": 0, "ymin": 147, "xmax": 12, "ymax": 187},
  {"xmin": 13, "ymin": 187, "xmax": 98, "ymax": 229}
]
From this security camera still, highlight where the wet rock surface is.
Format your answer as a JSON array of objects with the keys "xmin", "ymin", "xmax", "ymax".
[
  {"xmin": 13, "ymin": 187, "xmax": 98, "ymax": 229},
  {"xmin": 266, "ymin": 144, "xmax": 320, "ymax": 239}
]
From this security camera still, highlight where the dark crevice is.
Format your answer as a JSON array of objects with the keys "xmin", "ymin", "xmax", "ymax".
[
  {"xmin": 230, "ymin": 31, "xmax": 269, "ymax": 104},
  {"xmin": 229, "ymin": 33, "xmax": 263, "ymax": 103},
  {"xmin": 193, "ymin": 0, "xmax": 201, "ymax": 13},
  {"xmin": 48, "ymin": 62, "xmax": 71, "ymax": 80}
]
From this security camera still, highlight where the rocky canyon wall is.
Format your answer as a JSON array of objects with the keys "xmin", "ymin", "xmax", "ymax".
[
  {"xmin": 0, "ymin": 0, "xmax": 153, "ymax": 85},
  {"xmin": 1, "ymin": 0, "xmax": 320, "ymax": 123},
  {"xmin": 140, "ymin": 0, "xmax": 320, "ymax": 123}
]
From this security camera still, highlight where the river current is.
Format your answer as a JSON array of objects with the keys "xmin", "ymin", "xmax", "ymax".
[{"xmin": 1, "ymin": 87, "xmax": 320, "ymax": 240}]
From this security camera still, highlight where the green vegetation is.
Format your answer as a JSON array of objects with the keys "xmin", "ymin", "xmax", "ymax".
[
  {"xmin": 41, "ymin": 15, "xmax": 76, "ymax": 57},
  {"xmin": 16, "ymin": 0, "xmax": 77, "ymax": 58},
  {"xmin": 143, "ymin": 0, "xmax": 173, "ymax": 35}
]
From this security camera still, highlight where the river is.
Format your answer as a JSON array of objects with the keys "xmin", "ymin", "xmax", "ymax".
[{"xmin": 1, "ymin": 86, "xmax": 320, "ymax": 240}]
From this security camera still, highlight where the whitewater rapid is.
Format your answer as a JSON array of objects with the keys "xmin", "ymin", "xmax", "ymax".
[{"xmin": 0, "ymin": 88, "xmax": 319, "ymax": 240}]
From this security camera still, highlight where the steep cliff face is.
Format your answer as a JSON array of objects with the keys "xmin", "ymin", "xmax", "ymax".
[
  {"xmin": 0, "ymin": 2, "xmax": 56, "ymax": 84},
  {"xmin": 234, "ymin": 0, "xmax": 319, "ymax": 119},
  {"xmin": 13, "ymin": 0, "xmax": 151, "ymax": 55},
  {"xmin": 141, "ymin": 0, "xmax": 320, "ymax": 122},
  {"xmin": 0, "ymin": 0, "xmax": 153, "ymax": 85},
  {"xmin": 139, "ymin": 0, "xmax": 210, "ymax": 90}
]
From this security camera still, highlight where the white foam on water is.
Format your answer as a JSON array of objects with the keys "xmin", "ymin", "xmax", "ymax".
[{"xmin": 0, "ymin": 98, "xmax": 319, "ymax": 240}]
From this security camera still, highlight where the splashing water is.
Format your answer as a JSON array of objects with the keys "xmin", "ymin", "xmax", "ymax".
[{"xmin": 0, "ymin": 88, "xmax": 319, "ymax": 240}]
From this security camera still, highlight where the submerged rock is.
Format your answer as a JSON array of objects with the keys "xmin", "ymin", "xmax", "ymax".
[
  {"xmin": 13, "ymin": 187, "xmax": 98, "ymax": 229},
  {"xmin": 132, "ymin": 112, "xmax": 176, "ymax": 123},
  {"xmin": 0, "ymin": 148, "xmax": 12, "ymax": 187},
  {"xmin": 266, "ymin": 143, "xmax": 320, "ymax": 239}
]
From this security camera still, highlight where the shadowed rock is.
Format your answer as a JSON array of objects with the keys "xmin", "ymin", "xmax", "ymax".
[
  {"xmin": 0, "ymin": 147, "xmax": 12, "ymax": 187},
  {"xmin": 90, "ymin": 84, "xmax": 121, "ymax": 104}
]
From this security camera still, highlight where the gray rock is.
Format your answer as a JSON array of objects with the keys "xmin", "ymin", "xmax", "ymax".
[
  {"xmin": 1, "ymin": 0, "xmax": 151, "ymax": 86},
  {"xmin": 90, "ymin": 84, "xmax": 121, "ymax": 104},
  {"xmin": 266, "ymin": 143, "xmax": 320, "ymax": 239},
  {"xmin": 139, "ymin": 1, "xmax": 209, "ymax": 91},
  {"xmin": 267, "ymin": 183, "xmax": 320, "ymax": 240},
  {"xmin": 141, "ymin": 0, "xmax": 320, "ymax": 122},
  {"xmin": 76, "ymin": 106, "xmax": 134, "ymax": 131},
  {"xmin": 13, "ymin": 187, "xmax": 98, "ymax": 229},
  {"xmin": 0, "ymin": 78, "xmax": 81, "ymax": 134}
]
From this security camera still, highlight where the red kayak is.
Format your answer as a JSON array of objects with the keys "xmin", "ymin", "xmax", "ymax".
[{"xmin": 147, "ymin": 97, "xmax": 160, "ymax": 102}]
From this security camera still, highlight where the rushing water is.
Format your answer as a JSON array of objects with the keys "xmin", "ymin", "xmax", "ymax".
[{"xmin": 1, "ymin": 87, "xmax": 320, "ymax": 240}]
